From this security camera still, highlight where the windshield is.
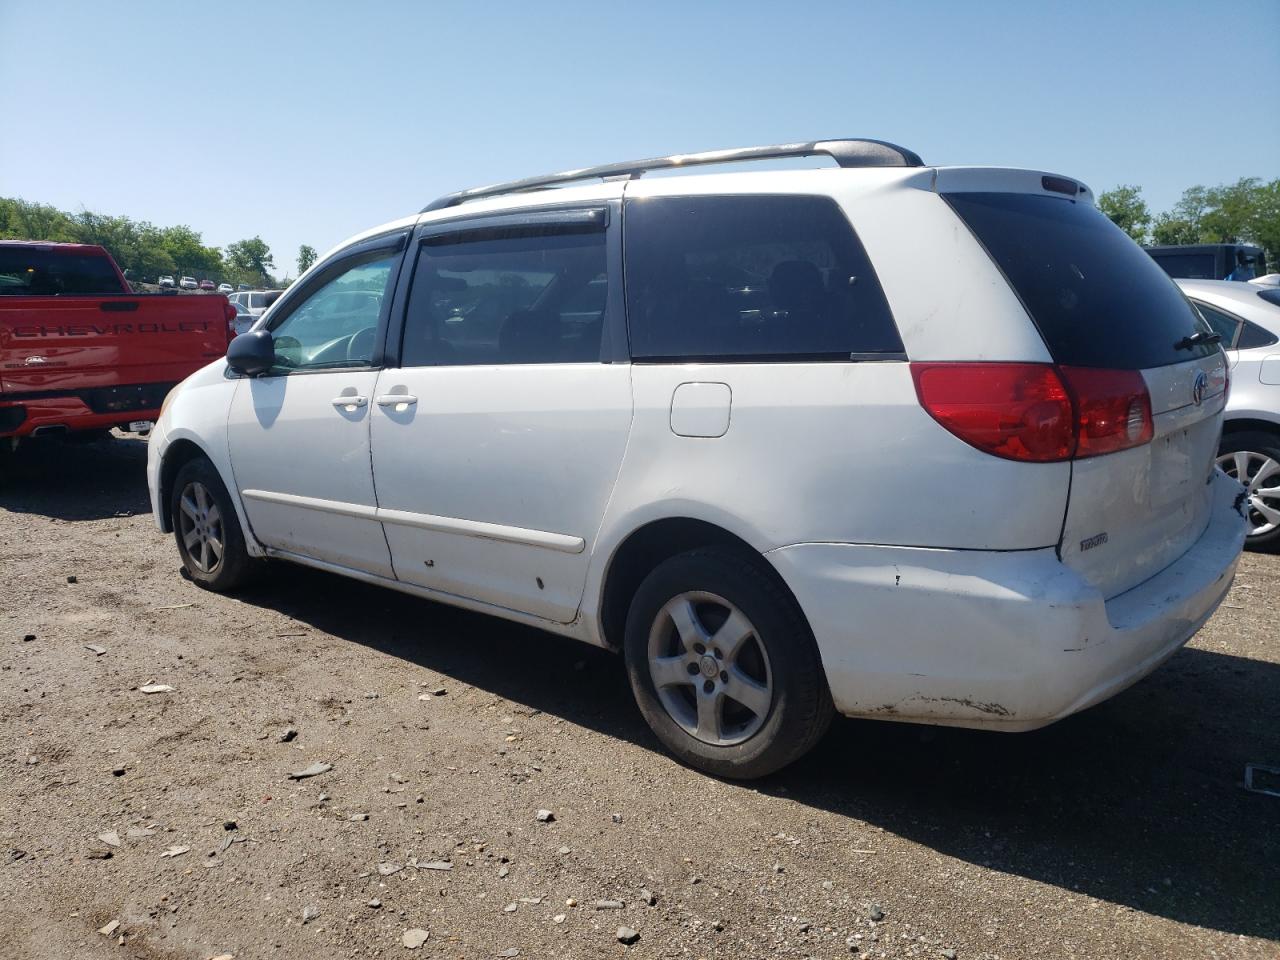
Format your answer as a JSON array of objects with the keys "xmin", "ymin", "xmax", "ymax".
[{"xmin": 0, "ymin": 247, "xmax": 124, "ymax": 295}]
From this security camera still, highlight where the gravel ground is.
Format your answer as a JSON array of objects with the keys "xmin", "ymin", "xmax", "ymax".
[{"xmin": 1, "ymin": 435, "xmax": 1277, "ymax": 960}]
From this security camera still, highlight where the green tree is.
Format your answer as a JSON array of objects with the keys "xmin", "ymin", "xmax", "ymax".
[
  {"xmin": 297, "ymin": 244, "xmax": 318, "ymax": 275},
  {"xmin": 1149, "ymin": 179, "xmax": 1280, "ymax": 270},
  {"xmin": 226, "ymin": 236, "xmax": 276, "ymax": 287},
  {"xmin": 0, "ymin": 197, "xmax": 76, "ymax": 242},
  {"xmin": 1097, "ymin": 185, "xmax": 1152, "ymax": 243}
]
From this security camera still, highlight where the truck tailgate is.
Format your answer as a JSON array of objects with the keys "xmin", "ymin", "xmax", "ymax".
[{"xmin": 0, "ymin": 295, "xmax": 230, "ymax": 395}]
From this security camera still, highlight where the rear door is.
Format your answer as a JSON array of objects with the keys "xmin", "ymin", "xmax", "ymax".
[
  {"xmin": 943, "ymin": 188, "xmax": 1228, "ymax": 597},
  {"xmin": 370, "ymin": 204, "xmax": 631, "ymax": 623}
]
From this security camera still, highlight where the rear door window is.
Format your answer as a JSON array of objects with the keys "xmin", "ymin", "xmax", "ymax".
[
  {"xmin": 944, "ymin": 193, "xmax": 1216, "ymax": 369},
  {"xmin": 400, "ymin": 224, "xmax": 607, "ymax": 366},
  {"xmin": 623, "ymin": 195, "xmax": 902, "ymax": 361},
  {"xmin": 0, "ymin": 248, "xmax": 122, "ymax": 295}
]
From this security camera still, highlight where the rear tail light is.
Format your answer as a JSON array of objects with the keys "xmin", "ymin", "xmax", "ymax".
[
  {"xmin": 223, "ymin": 300, "xmax": 238, "ymax": 339},
  {"xmin": 911, "ymin": 362, "xmax": 1153, "ymax": 462}
]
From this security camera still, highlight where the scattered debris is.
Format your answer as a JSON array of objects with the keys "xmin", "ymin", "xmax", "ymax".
[
  {"xmin": 9, "ymin": 849, "xmax": 27, "ymax": 862},
  {"xmin": 287, "ymin": 762, "xmax": 332, "ymax": 780},
  {"xmin": 617, "ymin": 926, "xmax": 640, "ymax": 945},
  {"xmin": 126, "ymin": 827, "xmax": 154, "ymax": 839},
  {"xmin": 22, "ymin": 634, "xmax": 35, "ymax": 642},
  {"xmin": 377, "ymin": 862, "xmax": 403, "ymax": 876},
  {"xmin": 594, "ymin": 900, "xmax": 625, "ymax": 910},
  {"xmin": 497, "ymin": 866, "xmax": 509, "ymax": 878},
  {"xmin": 85, "ymin": 644, "xmax": 106, "ymax": 656},
  {"xmin": 498, "ymin": 950, "xmax": 519, "ymax": 958},
  {"xmin": 402, "ymin": 928, "xmax": 429, "ymax": 949},
  {"xmin": 150, "ymin": 603, "xmax": 194, "ymax": 610},
  {"xmin": 868, "ymin": 904, "xmax": 885, "ymax": 922},
  {"xmin": 565, "ymin": 898, "xmax": 578, "ymax": 908},
  {"xmin": 67, "ymin": 575, "xmax": 78, "ymax": 584},
  {"xmin": 97, "ymin": 831, "xmax": 121, "ymax": 848},
  {"xmin": 302, "ymin": 904, "xmax": 319, "ymax": 924},
  {"xmin": 139, "ymin": 683, "xmax": 174, "ymax": 694},
  {"xmin": 86, "ymin": 848, "xmax": 113, "ymax": 860},
  {"xmin": 941, "ymin": 950, "xmax": 958, "ymax": 959},
  {"xmin": 535, "ymin": 809, "xmax": 555, "ymax": 823},
  {"xmin": 279, "ymin": 727, "xmax": 298, "ymax": 743},
  {"xmin": 503, "ymin": 902, "xmax": 518, "ymax": 913},
  {"xmin": 223, "ymin": 820, "xmax": 237, "ymax": 831},
  {"xmin": 349, "ymin": 813, "xmax": 369, "ymax": 822},
  {"xmin": 640, "ymin": 888, "xmax": 657, "ymax": 906},
  {"xmin": 611, "ymin": 813, "xmax": 623, "ymax": 824},
  {"xmin": 553, "ymin": 914, "xmax": 566, "ymax": 924},
  {"xmin": 111, "ymin": 766, "xmax": 126, "ymax": 777},
  {"xmin": 98, "ymin": 920, "xmax": 120, "ymax": 936},
  {"xmin": 412, "ymin": 859, "xmax": 453, "ymax": 872},
  {"xmin": 159, "ymin": 845, "xmax": 190, "ymax": 858},
  {"xmin": 367, "ymin": 899, "xmax": 382, "ymax": 909},
  {"xmin": 557, "ymin": 845, "xmax": 571, "ymax": 855}
]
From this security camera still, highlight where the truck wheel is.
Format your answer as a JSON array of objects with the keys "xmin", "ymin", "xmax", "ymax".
[
  {"xmin": 170, "ymin": 457, "xmax": 259, "ymax": 591},
  {"xmin": 623, "ymin": 547, "xmax": 834, "ymax": 779},
  {"xmin": 1218, "ymin": 430, "xmax": 1280, "ymax": 551}
]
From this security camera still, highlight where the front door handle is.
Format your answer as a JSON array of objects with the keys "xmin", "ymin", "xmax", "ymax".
[
  {"xmin": 375, "ymin": 394, "xmax": 418, "ymax": 407},
  {"xmin": 331, "ymin": 395, "xmax": 368, "ymax": 409}
]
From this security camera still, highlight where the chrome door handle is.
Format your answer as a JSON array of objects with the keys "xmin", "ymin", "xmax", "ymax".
[
  {"xmin": 331, "ymin": 395, "xmax": 368, "ymax": 408},
  {"xmin": 375, "ymin": 394, "xmax": 418, "ymax": 407}
]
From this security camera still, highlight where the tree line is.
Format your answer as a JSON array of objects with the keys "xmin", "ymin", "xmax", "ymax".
[
  {"xmin": 0, "ymin": 197, "xmax": 319, "ymax": 290},
  {"xmin": 1098, "ymin": 177, "xmax": 1278, "ymax": 270}
]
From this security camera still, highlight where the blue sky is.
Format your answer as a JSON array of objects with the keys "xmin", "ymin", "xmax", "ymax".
[{"xmin": 2, "ymin": 0, "xmax": 1277, "ymax": 278}]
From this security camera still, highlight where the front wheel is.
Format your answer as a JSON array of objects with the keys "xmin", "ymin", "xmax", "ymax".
[
  {"xmin": 623, "ymin": 548, "xmax": 834, "ymax": 779},
  {"xmin": 1217, "ymin": 430, "xmax": 1280, "ymax": 551},
  {"xmin": 170, "ymin": 457, "xmax": 260, "ymax": 591}
]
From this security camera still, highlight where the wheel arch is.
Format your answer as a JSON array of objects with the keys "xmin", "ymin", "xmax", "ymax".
[
  {"xmin": 595, "ymin": 516, "xmax": 810, "ymax": 652},
  {"xmin": 158, "ymin": 438, "xmax": 214, "ymax": 533},
  {"xmin": 1222, "ymin": 416, "xmax": 1280, "ymax": 441}
]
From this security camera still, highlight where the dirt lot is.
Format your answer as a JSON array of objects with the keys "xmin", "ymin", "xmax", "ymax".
[{"xmin": 1, "ymin": 435, "xmax": 1277, "ymax": 960}]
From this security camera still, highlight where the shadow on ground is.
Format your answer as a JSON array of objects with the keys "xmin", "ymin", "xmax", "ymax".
[
  {"xmin": 240, "ymin": 561, "xmax": 1280, "ymax": 942},
  {"xmin": 11, "ymin": 440, "xmax": 1280, "ymax": 940},
  {"xmin": 0, "ymin": 434, "xmax": 150, "ymax": 520}
]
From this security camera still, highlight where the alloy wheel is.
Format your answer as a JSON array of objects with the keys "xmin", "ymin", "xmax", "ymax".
[
  {"xmin": 1218, "ymin": 450, "xmax": 1280, "ymax": 537},
  {"xmin": 646, "ymin": 591, "xmax": 773, "ymax": 746},
  {"xmin": 178, "ymin": 480, "xmax": 224, "ymax": 573}
]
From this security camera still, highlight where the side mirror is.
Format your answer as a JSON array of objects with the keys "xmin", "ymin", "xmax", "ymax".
[{"xmin": 227, "ymin": 328, "xmax": 275, "ymax": 377}]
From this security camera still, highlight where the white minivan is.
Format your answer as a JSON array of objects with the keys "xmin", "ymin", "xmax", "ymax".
[{"xmin": 147, "ymin": 139, "xmax": 1247, "ymax": 778}]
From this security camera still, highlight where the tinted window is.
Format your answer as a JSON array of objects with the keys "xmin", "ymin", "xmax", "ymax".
[
  {"xmin": 401, "ymin": 228, "xmax": 606, "ymax": 367},
  {"xmin": 1258, "ymin": 288, "xmax": 1280, "ymax": 308},
  {"xmin": 267, "ymin": 256, "xmax": 395, "ymax": 371},
  {"xmin": 1238, "ymin": 318, "xmax": 1279, "ymax": 350},
  {"xmin": 623, "ymin": 195, "xmax": 901, "ymax": 361},
  {"xmin": 1149, "ymin": 253, "xmax": 1218, "ymax": 279},
  {"xmin": 0, "ymin": 247, "xmax": 123, "ymax": 295},
  {"xmin": 1192, "ymin": 301, "xmax": 1240, "ymax": 348},
  {"xmin": 945, "ymin": 193, "xmax": 1216, "ymax": 368}
]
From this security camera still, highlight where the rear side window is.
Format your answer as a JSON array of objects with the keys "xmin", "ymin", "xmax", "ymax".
[
  {"xmin": 944, "ymin": 193, "xmax": 1216, "ymax": 369},
  {"xmin": 623, "ymin": 195, "xmax": 902, "ymax": 361},
  {"xmin": 1149, "ymin": 253, "xmax": 1217, "ymax": 279},
  {"xmin": 1238, "ymin": 318, "xmax": 1279, "ymax": 350},
  {"xmin": 0, "ymin": 248, "xmax": 123, "ymax": 295},
  {"xmin": 1192, "ymin": 301, "xmax": 1241, "ymax": 348},
  {"xmin": 401, "ymin": 227, "xmax": 606, "ymax": 366}
]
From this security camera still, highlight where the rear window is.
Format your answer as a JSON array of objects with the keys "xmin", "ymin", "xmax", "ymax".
[
  {"xmin": 0, "ymin": 247, "xmax": 123, "ymax": 295},
  {"xmin": 623, "ymin": 195, "xmax": 902, "ymax": 361},
  {"xmin": 1149, "ymin": 253, "xmax": 1218, "ymax": 279},
  {"xmin": 944, "ymin": 193, "xmax": 1216, "ymax": 369}
]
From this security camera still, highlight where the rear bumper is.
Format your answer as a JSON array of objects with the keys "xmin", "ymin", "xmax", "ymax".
[
  {"xmin": 0, "ymin": 397, "xmax": 160, "ymax": 437},
  {"xmin": 766, "ymin": 469, "xmax": 1248, "ymax": 730}
]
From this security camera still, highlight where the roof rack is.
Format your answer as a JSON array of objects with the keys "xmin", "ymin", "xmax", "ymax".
[{"xmin": 421, "ymin": 138, "xmax": 924, "ymax": 212}]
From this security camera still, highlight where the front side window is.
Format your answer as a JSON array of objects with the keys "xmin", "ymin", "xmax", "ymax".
[
  {"xmin": 401, "ymin": 227, "xmax": 607, "ymax": 367},
  {"xmin": 623, "ymin": 195, "xmax": 902, "ymax": 361},
  {"xmin": 267, "ymin": 255, "xmax": 395, "ymax": 372}
]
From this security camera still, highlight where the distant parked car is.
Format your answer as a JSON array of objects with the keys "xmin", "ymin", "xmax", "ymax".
[
  {"xmin": 1178, "ymin": 279, "xmax": 1280, "ymax": 548},
  {"xmin": 179, "ymin": 276, "xmax": 198, "ymax": 290},
  {"xmin": 198, "ymin": 279, "xmax": 215, "ymax": 291},
  {"xmin": 158, "ymin": 275, "xmax": 175, "ymax": 288},
  {"xmin": 216, "ymin": 282, "xmax": 234, "ymax": 294},
  {"xmin": 231, "ymin": 300, "xmax": 255, "ymax": 336},
  {"xmin": 229, "ymin": 289, "xmax": 283, "ymax": 319}
]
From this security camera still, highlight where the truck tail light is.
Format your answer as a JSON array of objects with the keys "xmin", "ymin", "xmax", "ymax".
[
  {"xmin": 911, "ymin": 362, "xmax": 1153, "ymax": 463},
  {"xmin": 224, "ymin": 300, "xmax": 238, "ymax": 339}
]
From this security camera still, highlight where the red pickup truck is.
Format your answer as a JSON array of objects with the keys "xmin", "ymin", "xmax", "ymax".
[{"xmin": 1, "ymin": 241, "xmax": 236, "ymax": 444}]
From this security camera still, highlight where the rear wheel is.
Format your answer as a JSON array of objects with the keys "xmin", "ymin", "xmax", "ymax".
[
  {"xmin": 623, "ymin": 547, "xmax": 833, "ymax": 779},
  {"xmin": 171, "ymin": 457, "xmax": 260, "ymax": 590},
  {"xmin": 1217, "ymin": 430, "xmax": 1280, "ymax": 550}
]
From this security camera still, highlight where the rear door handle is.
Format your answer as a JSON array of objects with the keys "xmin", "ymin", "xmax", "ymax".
[
  {"xmin": 331, "ymin": 395, "xmax": 368, "ymax": 408},
  {"xmin": 375, "ymin": 394, "xmax": 418, "ymax": 407}
]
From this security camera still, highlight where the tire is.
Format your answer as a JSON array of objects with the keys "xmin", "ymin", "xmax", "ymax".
[
  {"xmin": 1218, "ymin": 430, "xmax": 1280, "ymax": 551},
  {"xmin": 623, "ymin": 547, "xmax": 834, "ymax": 779},
  {"xmin": 170, "ymin": 457, "xmax": 260, "ymax": 591}
]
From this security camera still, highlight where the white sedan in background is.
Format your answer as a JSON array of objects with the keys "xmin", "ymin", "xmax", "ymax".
[{"xmin": 1179, "ymin": 279, "xmax": 1280, "ymax": 548}]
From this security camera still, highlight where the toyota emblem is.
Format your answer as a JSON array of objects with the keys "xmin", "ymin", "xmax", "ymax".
[{"xmin": 1192, "ymin": 370, "xmax": 1208, "ymax": 406}]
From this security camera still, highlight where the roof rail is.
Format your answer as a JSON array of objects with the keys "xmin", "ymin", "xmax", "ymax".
[{"xmin": 421, "ymin": 138, "xmax": 924, "ymax": 213}]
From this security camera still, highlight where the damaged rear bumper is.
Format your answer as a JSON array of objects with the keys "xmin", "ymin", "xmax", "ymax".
[{"xmin": 765, "ymin": 469, "xmax": 1248, "ymax": 730}]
